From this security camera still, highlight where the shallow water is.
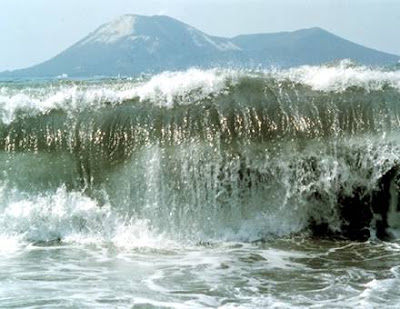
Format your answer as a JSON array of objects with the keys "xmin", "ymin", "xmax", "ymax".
[{"xmin": 2, "ymin": 238, "xmax": 400, "ymax": 308}]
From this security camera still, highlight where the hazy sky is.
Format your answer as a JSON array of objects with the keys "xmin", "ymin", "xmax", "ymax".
[{"xmin": 0, "ymin": 0, "xmax": 399, "ymax": 71}]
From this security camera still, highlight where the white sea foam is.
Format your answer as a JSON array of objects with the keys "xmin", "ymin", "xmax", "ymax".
[
  {"xmin": 0, "ymin": 187, "xmax": 174, "ymax": 252},
  {"xmin": 357, "ymin": 274, "xmax": 400, "ymax": 308},
  {"xmin": 131, "ymin": 68, "xmax": 236, "ymax": 105},
  {"xmin": 0, "ymin": 235, "xmax": 22, "ymax": 255},
  {"xmin": 0, "ymin": 182, "xmax": 306, "ymax": 250},
  {"xmin": 0, "ymin": 69, "xmax": 239, "ymax": 123},
  {"xmin": 1, "ymin": 64, "xmax": 400, "ymax": 124},
  {"xmin": 280, "ymin": 60, "xmax": 400, "ymax": 92}
]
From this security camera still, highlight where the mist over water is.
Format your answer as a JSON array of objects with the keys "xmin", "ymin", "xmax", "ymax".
[{"xmin": 2, "ymin": 62, "xmax": 400, "ymax": 308}]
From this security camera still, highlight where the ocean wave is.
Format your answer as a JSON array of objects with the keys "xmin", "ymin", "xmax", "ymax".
[
  {"xmin": 1, "ymin": 63, "xmax": 400, "ymax": 123},
  {"xmin": 1, "ymin": 63, "xmax": 400, "ymax": 242}
]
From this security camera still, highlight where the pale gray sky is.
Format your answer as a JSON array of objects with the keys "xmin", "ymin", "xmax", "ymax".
[{"xmin": 0, "ymin": 0, "xmax": 399, "ymax": 71}]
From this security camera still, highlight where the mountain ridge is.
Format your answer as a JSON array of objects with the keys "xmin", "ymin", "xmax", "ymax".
[{"xmin": 1, "ymin": 14, "xmax": 399, "ymax": 78}]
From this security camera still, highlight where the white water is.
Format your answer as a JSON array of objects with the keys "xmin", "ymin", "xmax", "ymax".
[
  {"xmin": 281, "ymin": 60, "xmax": 400, "ymax": 92},
  {"xmin": 1, "ymin": 189, "xmax": 400, "ymax": 309},
  {"xmin": 1, "ymin": 63, "xmax": 400, "ymax": 123},
  {"xmin": 0, "ymin": 187, "xmax": 172, "ymax": 255}
]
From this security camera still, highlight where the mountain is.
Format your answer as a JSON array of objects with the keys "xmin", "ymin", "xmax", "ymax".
[
  {"xmin": 1, "ymin": 15, "xmax": 399, "ymax": 78},
  {"xmin": 232, "ymin": 27, "xmax": 400, "ymax": 67}
]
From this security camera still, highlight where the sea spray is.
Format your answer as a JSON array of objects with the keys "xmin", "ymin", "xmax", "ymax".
[{"xmin": 1, "ymin": 63, "xmax": 400, "ymax": 243}]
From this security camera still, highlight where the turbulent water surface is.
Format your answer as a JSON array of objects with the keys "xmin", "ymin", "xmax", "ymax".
[{"xmin": 1, "ymin": 62, "xmax": 400, "ymax": 308}]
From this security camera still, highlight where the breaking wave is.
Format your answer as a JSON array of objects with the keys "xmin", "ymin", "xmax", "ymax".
[{"xmin": 1, "ymin": 61, "xmax": 400, "ymax": 247}]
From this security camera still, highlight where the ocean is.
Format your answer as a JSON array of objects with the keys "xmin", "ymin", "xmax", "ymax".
[{"xmin": 1, "ymin": 61, "xmax": 400, "ymax": 308}]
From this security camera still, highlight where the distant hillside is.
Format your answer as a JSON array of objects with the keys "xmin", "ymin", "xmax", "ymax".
[
  {"xmin": 232, "ymin": 27, "xmax": 399, "ymax": 67},
  {"xmin": 1, "ymin": 15, "xmax": 399, "ymax": 78}
]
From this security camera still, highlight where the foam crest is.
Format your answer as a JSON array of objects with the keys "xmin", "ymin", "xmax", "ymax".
[
  {"xmin": 0, "ymin": 235, "xmax": 22, "ymax": 255},
  {"xmin": 0, "ymin": 81, "xmax": 148, "ymax": 122},
  {"xmin": 281, "ymin": 60, "xmax": 400, "ymax": 92},
  {"xmin": 2, "ymin": 64, "xmax": 400, "ymax": 124},
  {"xmin": 131, "ymin": 68, "xmax": 236, "ymax": 106},
  {"xmin": 0, "ymin": 187, "xmax": 172, "ymax": 250},
  {"xmin": 0, "ymin": 69, "xmax": 238, "ymax": 123}
]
